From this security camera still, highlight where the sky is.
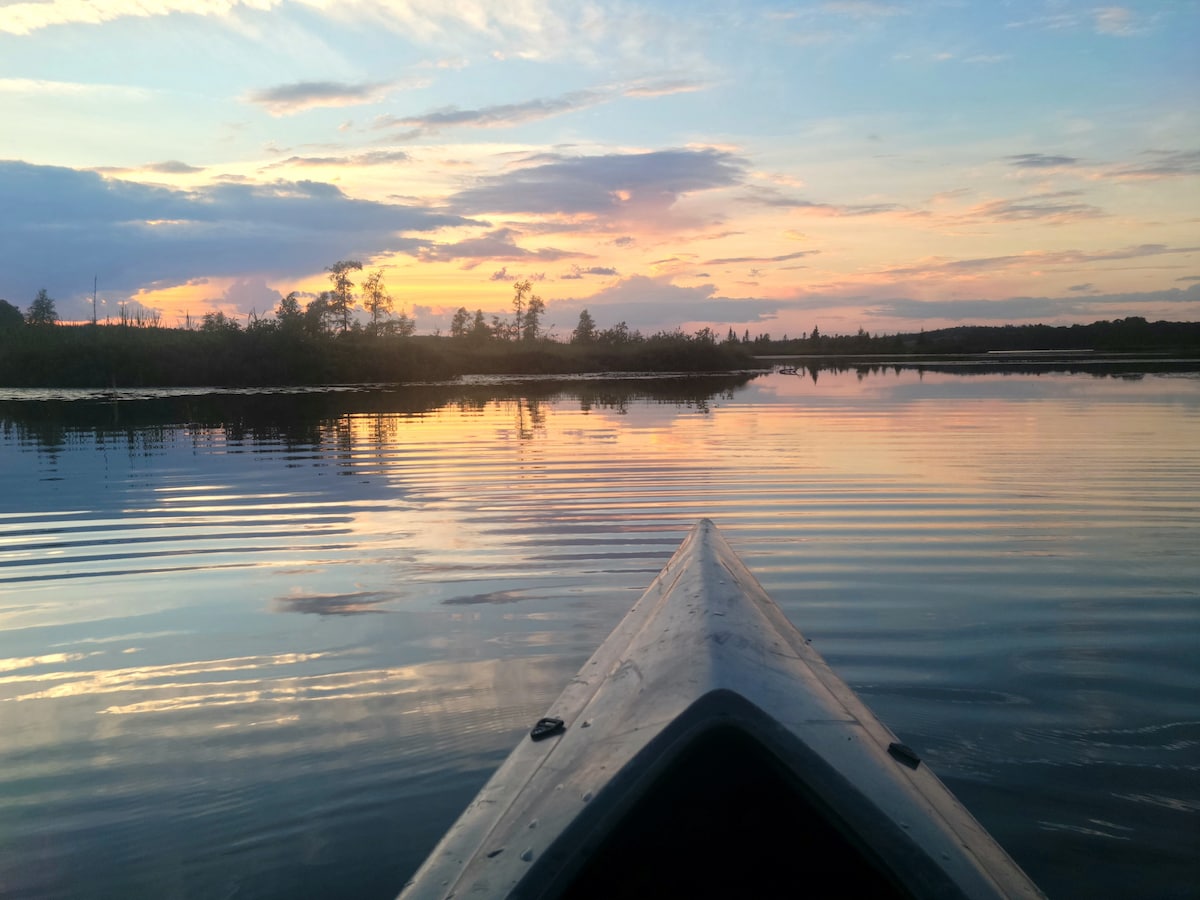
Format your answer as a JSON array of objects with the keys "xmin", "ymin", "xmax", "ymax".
[{"xmin": 1, "ymin": 0, "xmax": 1197, "ymax": 337}]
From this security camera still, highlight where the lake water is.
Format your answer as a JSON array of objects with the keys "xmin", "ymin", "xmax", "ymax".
[{"xmin": 1, "ymin": 366, "xmax": 1198, "ymax": 899}]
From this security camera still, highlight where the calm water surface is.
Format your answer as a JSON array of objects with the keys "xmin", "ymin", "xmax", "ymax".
[{"xmin": 1, "ymin": 368, "xmax": 1198, "ymax": 899}]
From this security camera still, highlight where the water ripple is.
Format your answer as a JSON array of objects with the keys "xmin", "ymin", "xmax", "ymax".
[{"xmin": 1, "ymin": 370, "xmax": 1198, "ymax": 900}]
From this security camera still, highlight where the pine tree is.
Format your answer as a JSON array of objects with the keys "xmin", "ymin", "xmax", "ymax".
[{"xmin": 26, "ymin": 289, "xmax": 58, "ymax": 326}]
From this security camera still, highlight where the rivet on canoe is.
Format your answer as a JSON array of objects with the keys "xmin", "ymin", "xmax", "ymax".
[
  {"xmin": 519, "ymin": 849, "xmax": 534, "ymax": 862},
  {"xmin": 887, "ymin": 742, "xmax": 922, "ymax": 769},
  {"xmin": 530, "ymin": 717, "xmax": 565, "ymax": 741}
]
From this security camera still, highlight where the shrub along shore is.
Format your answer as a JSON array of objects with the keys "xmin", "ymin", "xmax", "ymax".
[{"xmin": 0, "ymin": 322, "xmax": 759, "ymax": 388}]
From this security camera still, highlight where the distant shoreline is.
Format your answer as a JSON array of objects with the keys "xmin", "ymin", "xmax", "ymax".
[{"xmin": 1, "ymin": 316, "xmax": 1197, "ymax": 389}]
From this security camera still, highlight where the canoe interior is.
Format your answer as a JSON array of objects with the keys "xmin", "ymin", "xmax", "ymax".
[{"xmin": 559, "ymin": 723, "xmax": 911, "ymax": 899}]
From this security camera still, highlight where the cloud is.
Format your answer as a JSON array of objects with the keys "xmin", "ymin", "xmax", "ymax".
[
  {"xmin": 379, "ymin": 89, "xmax": 606, "ymax": 134},
  {"xmin": 821, "ymin": 2, "xmax": 906, "ymax": 19},
  {"xmin": 866, "ymin": 284, "xmax": 1200, "ymax": 321},
  {"xmin": 245, "ymin": 80, "xmax": 396, "ymax": 115},
  {"xmin": 878, "ymin": 243, "xmax": 1200, "ymax": 279},
  {"xmin": 622, "ymin": 77, "xmax": 708, "ymax": 98},
  {"xmin": 489, "ymin": 267, "xmax": 515, "ymax": 281},
  {"xmin": 962, "ymin": 191, "xmax": 1105, "ymax": 224},
  {"xmin": 1093, "ymin": 7, "xmax": 1141, "ymax": 37},
  {"xmin": 1007, "ymin": 153, "xmax": 1082, "ymax": 168},
  {"xmin": 554, "ymin": 275, "xmax": 782, "ymax": 332},
  {"xmin": 419, "ymin": 227, "xmax": 582, "ymax": 267},
  {"xmin": 0, "ymin": 0, "xmax": 513, "ymax": 45},
  {"xmin": 0, "ymin": 0, "xmax": 199, "ymax": 34},
  {"xmin": 147, "ymin": 160, "xmax": 206, "ymax": 174},
  {"xmin": 1005, "ymin": 6, "xmax": 1149, "ymax": 37},
  {"xmin": 0, "ymin": 77, "xmax": 152, "ymax": 99},
  {"xmin": 0, "ymin": 161, "xmax": 473, "ymax": 314},
  {"xmin": 739, "ymin": 185, "xmax": 903, "ymax": 216},
  {"xmin": 93, "ymin": 160, "xmax": 207, "ymax": 176},
  {"xmin": 208, "ymin": 278, "xmax": 283, "ymax": 316},
  {"xmin": 705, "ymin": 250, "xmax": 818, "ymax": 265},
  {"xmin": 560, "ymin": 265, "xmax": 619, "ymax": 280},
  {"xmin": 447, "ymin": 148, "xmax": 745, "ymax": 218},
  {"xmin": 867, "ymin": 295, "xmax": 1087, "ymax": 321},
  {"xmin": 262, "ymin": 150, "xmax": 411, "ymax": 169},
  {"xmin": 377, "ymin": 77, "xmax": 708, "ymax": 137},
  {"xmin": 0, "ymin": 2, "xmax": 690, "ymax": 70},
  {"xmin": 1107, "ymin": 149, "xmax": 1200, "ymax": 180}
]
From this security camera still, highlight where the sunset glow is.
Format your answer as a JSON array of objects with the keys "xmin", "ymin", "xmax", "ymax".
[{"xmin": 1, "ymin": 1, "xmax": 1196, "ymax": 335}]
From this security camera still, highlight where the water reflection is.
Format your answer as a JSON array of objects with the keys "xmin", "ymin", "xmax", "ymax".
[
  {"xmin": 0, "ymin": 373, "xmax": 755, "ymax": 450},
  {"xmin": 769, "ymin": 355, "xmax": 1200, "ymax": 383},
  {"xmin": 1, "ymin": 369, "xmax": 1198, "ymax": 899}
]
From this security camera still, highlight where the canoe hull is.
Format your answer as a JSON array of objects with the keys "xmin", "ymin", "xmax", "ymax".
[{"xmin": 399, "ymin": 519, "xmax": 1044, "ymax": 899}]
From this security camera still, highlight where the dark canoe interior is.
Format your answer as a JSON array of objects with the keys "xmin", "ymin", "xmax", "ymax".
[{"xmin": 556, "ymin": 725, "xmax": 915, "ymax": 900}]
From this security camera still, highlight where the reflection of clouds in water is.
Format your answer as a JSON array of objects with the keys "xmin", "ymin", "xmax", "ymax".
[
  {"xmin": 273, "ymin": 590, "xmax": 397, "ymax": 615},
  {"xmin": 442, "ymin": 589, "xmax": 528, "ymax": 606},
  {"xmin": 0, "ymin": 651, "xmax": 99, "ymax": 672},
  {"xmin": 0, "ymin": 651, "xmax": 331, "ymax": 701},
  {"xmin": 7, "ymin": 648, "xmax": 568, "ymax": 746},
  {"xmin": 49, "ymin": 630, "xmax": 189, "ymax": 647},
  {"xmin": 0, "ymin": 371, "xmax": 1195, "ymax": 899}
]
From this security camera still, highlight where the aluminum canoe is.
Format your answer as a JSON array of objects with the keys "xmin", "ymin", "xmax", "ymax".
[{"xmin": 398, "ymin": 519, "xmax": 1044, "ymax": 899}]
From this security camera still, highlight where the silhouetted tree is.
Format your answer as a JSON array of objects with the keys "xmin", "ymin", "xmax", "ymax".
[
  {"xmin": 522, "ymin": 294, "xmax": 545, "ymax": 341},
  {"xmin": 511, "ymin": 279, "xmax": 531, "ymax": 341},
  {"xmin": 470, "ymin": 309, "xmax": 491, "ymax": 342},
  {"xmin": 26, "ymin": 289, "xmax": 58, "ymax": 326},
  {"xmin": 572, "ymin": 308, "xmax": 597, "ymax": 344},
  {"xmin": 450, "ymin": 306, "xmax": 471, "ymax": 338},
  {"xmin": 599, "ymin": 321, "xmax": 633, "ymax": 344},
  {"xmin": 275, "ymin": 292, "xmax": 303, "ymax": 332},
  {"xmin": 362, "ymin": 269, "xmax": 393, "ymax": 334},
  {"xmin": 0, "ymin": 299, "xmax": 23, "ymax": 331},
  {"xmin": 378, "ymin": 308, "xmax": 415, "ymax": 337},
  {"xmin": 326, "ymin": 260, "xmax": 362, "ymax": 333},
  {"xmin": 201, "ymin": 311, "xmax": 240, "ymax": 332},
  {"xmin": 304, "ymin": 293, "xmax": 334, "ymax": 336}
]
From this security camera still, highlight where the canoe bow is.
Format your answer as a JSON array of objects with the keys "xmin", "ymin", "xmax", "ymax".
[{"xmin": 399, "ymin": 519, "xmax": 1044, "ymax": 899}]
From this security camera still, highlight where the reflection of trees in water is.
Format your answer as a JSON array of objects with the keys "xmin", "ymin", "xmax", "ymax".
[
  {"xmin": 366, "ymin": 412, "xmax": 400, "ymax": 456},
  {"xmin": 513, "ymin": 397, "xmax": 546, "ymax": 441},
  {"xmin": 777, "ymin": 358, "xmax": 1197, "ymax": 382},
  {"xmin": 0, "ymin": 374, "xmax": 759, "ymax": 454}
]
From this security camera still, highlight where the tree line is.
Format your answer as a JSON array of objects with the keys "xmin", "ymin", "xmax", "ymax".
[
  {"xmin": 740, "ymin": 318, "xmax": 1200, "ymax": 355},
  {"xmin": 0, "ymin": 265, "xmax": 755, "ymax": 388},
  {"xmin": 6, "ymin": 268, "xmax": 1196, "ymax": 389}
]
